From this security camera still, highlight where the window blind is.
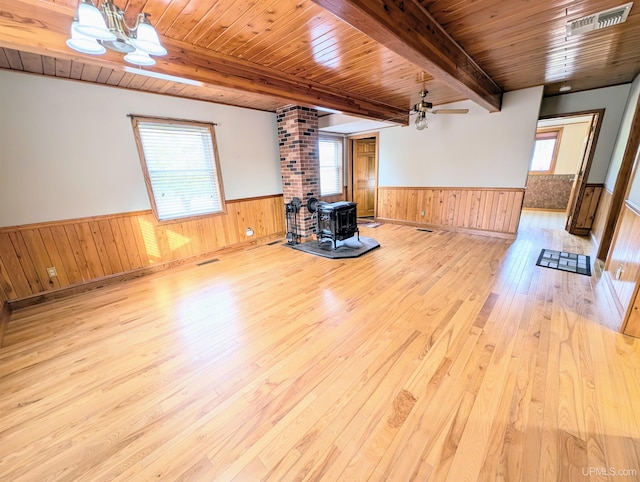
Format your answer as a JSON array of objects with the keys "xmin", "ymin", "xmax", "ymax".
[
  {"xmin": 134, "ymin": 120, "xmax": 225, "ymax": 221},
  {"xmin": 319, "ymin": 137, "xmax": 343, "ymax": 196}
]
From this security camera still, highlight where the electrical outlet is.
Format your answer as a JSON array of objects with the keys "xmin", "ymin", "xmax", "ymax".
[
  {"xmin": 421, "ymin": 210, "xmax": 425, "ymax": 216},
  {"xmin": 46, "ymin": 266, "xmax": 58, "ymax": 278}
]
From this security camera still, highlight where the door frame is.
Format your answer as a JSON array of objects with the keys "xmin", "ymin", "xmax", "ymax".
[
  {"xmin": 347, "ymin": 132, "xmax": 379, "ymax": 218},
  {"xmin": 538, "ymin": 109, "xmax": 604, "ymax": 235}
]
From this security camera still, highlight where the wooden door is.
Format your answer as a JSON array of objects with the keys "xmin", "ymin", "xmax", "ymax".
[
  {"xmin": 353, "ymin": 137, "xmax": 377, "ymax": 217},
  {"xmin": 565, "ymin": 112, "xmax": 599, "ymax": 234}
]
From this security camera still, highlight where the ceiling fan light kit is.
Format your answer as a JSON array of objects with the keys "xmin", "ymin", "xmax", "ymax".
[
  {"xmin": 415, "ymin": 111, "xmax": 428, "ymax": 130},
  {"xmin": 410, "ymin": 90, "xmax": 469, "ymax": 129},
  {"xmin": 67, "ymin": 0, "xmax": 167, "ymax": 66}
]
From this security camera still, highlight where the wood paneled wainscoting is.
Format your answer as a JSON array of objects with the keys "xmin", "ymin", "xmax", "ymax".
[
  {"xmin": 571, "ymin": 183, "xmax": 604, "ymax": 236},
  {"xmin": 605, "ymin": 201, "xmax": 640, "ymax": 338},
  {"xmin": 591, "ymin": 187, "xmax": 612, "ymax": 249},
  {"xmin": 0, "ymin": 195, "xmax": 285, "ymax": 307},
  {"xmin": 377, "ymin": 187, "xmax": 525, "ymax": 237}
]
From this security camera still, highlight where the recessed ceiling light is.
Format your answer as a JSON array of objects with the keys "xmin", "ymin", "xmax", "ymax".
[{"xmin": 559, "ymin": 85, "xmax": 572, "ymax": 92}]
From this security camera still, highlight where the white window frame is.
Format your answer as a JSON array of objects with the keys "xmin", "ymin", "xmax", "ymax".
[
  {"xmin": 131, "ymin": 116, "xmax": 226, "ymax": 223},
  {"xmin": 319, "ymin": 135, "xmax": 344, "ymax": 196}
]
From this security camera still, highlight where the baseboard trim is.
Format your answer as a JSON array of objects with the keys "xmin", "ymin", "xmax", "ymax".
[
  {"xmin": 375, "ymin": 218, "xmax": 517, "ymax": 240},
  {"xmin": 0, "ymin": 302, "xmax": 11, "ymax": 348},
  {"xmin": 8, "ymin": 232, "xmax": 285, "ymax": 311},
  {"xmin": 521, "ymin": 207, "xmax": 566, "ymax": 213}
]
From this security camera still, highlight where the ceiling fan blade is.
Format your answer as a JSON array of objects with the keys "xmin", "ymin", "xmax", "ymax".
[{"xmin": 430, "ymin": 108, "xmax": 469, "ymax": 115}]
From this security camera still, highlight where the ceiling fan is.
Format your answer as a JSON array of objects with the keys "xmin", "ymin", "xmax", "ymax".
[{"xmin": 411, "ymin": 90, "xmax": 469, "ymax": 130}]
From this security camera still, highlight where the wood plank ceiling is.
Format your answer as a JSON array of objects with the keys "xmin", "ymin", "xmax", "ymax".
[{"xmin": 0, "ymin": 0, "xmax": 639, "ymax": 120}]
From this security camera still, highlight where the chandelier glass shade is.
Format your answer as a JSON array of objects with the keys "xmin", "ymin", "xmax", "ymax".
[
  {"xmin": 66, "ymin": 20, "xmax": 107, "ymax": 55},
  {"xmin": 67, "ymin": 0, "xmax": 167, "ymax": 66},
  {"xmin": 74, "ymin": 1, "xmax": 115, "ymax": 40},
  {"xmin": 123, "ymin": 49, "xmax": 156, "ymax": 66}
]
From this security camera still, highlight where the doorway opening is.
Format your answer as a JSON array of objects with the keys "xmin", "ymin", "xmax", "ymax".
[{"xmin": 522, "ymin": 110, "xmax": 604, "ymax": 236}]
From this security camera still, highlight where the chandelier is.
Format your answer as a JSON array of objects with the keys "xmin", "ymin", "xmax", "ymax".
[{"xmin": 66, "ymin": 0, "xmax": 167, "ymax": 66}]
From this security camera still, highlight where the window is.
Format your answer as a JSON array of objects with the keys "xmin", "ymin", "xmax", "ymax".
[
  {"xmin": 131, "ymin": 116, "xmax": 225, "ymax": 222},
  {"xmin": 319, "ymin": 136, "xmax": 344, "ymax": 196},
  {"xmin": 529, "ymin": 128, "xmax": 562, "ymax": 174}
]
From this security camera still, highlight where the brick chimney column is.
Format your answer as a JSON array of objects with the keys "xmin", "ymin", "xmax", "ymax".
[{"xmin": 277, "ymin": 105, "xmax": 320, "ymax": 241}]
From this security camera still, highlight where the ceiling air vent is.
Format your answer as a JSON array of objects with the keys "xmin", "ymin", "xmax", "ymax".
[{"xmin": 566, "ymin": 2, "xmax": 633, "ymax": 36}]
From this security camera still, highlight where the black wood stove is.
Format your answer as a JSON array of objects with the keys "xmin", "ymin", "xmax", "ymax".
[{"xmin": 307, "ymin": 198, "xmax": 359, "ymax": 250}]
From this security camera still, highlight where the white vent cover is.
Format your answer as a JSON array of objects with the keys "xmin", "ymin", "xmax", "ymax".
[{"xmin": 566, "ymin": 2, "xmax": 633, "ymax": 36}]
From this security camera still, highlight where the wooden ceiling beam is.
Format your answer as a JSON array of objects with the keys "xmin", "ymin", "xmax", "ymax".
[
  {"xmin": 0, "ymin": 0, "xmax": 408, "ymax": 122},
  {"xmin": 310, "ymin": 0, "xmax": 503, "ymax": 112}
]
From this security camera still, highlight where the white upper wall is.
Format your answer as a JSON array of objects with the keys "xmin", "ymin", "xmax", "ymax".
[
  {"xmin": 553, "ymin": 122, "xmax": 591, "ymax": 175},
  {"xmin": 378, "ymin": 87, "xmax": 543, "ymax": 188},
  {"xmin": 0, "ymin": 70, "xmax": 282, "ymax": 227},
  {"xmin": 540, "ymin": 84, "xmax": 631, "ymax": 185}
]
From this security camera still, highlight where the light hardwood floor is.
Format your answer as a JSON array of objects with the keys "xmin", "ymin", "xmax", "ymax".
[{"xmin": 1, "ymin": 211, "xmax": 639, "ymax": 481}]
